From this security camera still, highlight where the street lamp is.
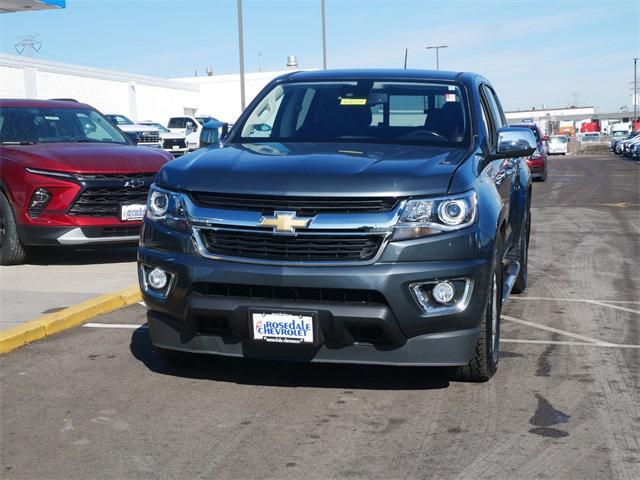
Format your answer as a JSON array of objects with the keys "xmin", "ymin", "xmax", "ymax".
[
  {"xmin": 425, "ymin": 45, "xmax": 448, "ymax": 70},
  {"xmin": 321, "ymin": 0, "xmax": 327, "ymax": 69},
  {"xmin": 237, "ymin": 0, "xmax": 246, "ymax": 111},
  {"xmin": 634, "ymin": 57, "xmax": 638, "ymax": 126}
]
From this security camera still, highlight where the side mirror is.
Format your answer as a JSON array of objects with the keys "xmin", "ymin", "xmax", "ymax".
[
  {"xmin": 494, "ymin": 127, "xmax": 537, "ymax": 159},
  {"xmin": 185, "ymin": 121, "xmax": 195, "ymax": 131},
  {"xmin": 125, "ymin": 131, "xmax": 139, "ymax": 145}
]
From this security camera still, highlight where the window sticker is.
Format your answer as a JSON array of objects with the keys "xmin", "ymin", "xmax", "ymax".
[
  {"xmin": 445, "ymin": 93, "xmax": 457, "ymax": 102},
  {"xmin": 340, "ymin": 98, "xmax": 367, "ymax": 106}
]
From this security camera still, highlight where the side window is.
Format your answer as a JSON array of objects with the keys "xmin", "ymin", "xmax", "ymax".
[
  {"xmin": 482, "ymin": 85, "xmax": 506, "ymax": 129},
  {"xmin": 479, "ymin": 87, "xmax": 496, "ymax": 147}
]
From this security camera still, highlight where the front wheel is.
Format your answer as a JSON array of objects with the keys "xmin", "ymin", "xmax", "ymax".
[
  {"xmin": 449, "ymin": 254, "xmax": 502, "ymax": 382},
  {"xmin": 0, "ymin": 192, "xmax": 27, "ymax": 266},
  {"xmin": 511, "ymin": 209, "xmax": 530, "ymax": 294}
]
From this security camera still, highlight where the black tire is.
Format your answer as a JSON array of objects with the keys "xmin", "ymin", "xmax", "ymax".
[
  {"xmin": 511, "ymin": 208, "xmax": 530, "ymax": 294},
  {"xmin": 449, "ymin": 247, "xmax": 503, "ymax": 382},
  {"xmin": 0, "ymin": 192, "xmax": 27, "ymax": 266},
  {"xmin": 156, "ymin": 347, "xmax": 196, "ymax": 367}
]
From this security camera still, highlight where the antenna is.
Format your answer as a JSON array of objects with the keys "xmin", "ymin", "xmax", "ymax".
[
  {"xmin": 404, "ymin": 48, "xmax": 408, "ymax": 69},
  {"xmin": 14, "ymin": 34, "xmax": 42, "ymax": 56}
]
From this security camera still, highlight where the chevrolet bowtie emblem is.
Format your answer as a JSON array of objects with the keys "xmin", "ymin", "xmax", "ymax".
[{"xmin": 258, "ymin": 211, "xmax": 313, "ymax": 234}]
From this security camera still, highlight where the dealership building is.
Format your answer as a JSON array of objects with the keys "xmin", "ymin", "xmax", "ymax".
[{"xmin": 0, "ymin": 53, "xmax": 291, "ymax": 124}]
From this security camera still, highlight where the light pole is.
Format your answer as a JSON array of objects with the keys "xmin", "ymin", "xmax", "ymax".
[
  {"xmin": 321, "ymin": 0, "xmax": 327, "ymax": 69},
  {"xmin": 425, "ymin": 45, "xmax": 448, "ymax": 70},
  {"xmin": 634, "ymin": 57, "xmax": 638, "ymax": 126},
  {"xmin": 237, "ymin": 0, "xmax": 246, "ymax": 111}
]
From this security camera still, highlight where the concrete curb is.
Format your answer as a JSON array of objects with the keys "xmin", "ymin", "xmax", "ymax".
[{"xmin": 0, "ymin": 284, "xmax": 142, "ymax": 354}]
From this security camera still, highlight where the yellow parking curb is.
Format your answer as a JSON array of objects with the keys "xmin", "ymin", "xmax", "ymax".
[{"xmin": 0, "ymin": 284, "xmax": 142, "ymax": 354}]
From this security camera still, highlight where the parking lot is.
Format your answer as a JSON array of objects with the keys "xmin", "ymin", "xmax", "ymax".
[{"xmin": 1, "ymin": 154, "xmax": 639, "ymax": 479}]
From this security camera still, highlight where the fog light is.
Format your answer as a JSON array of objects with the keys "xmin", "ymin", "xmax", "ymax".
[
  {"xmin": 432, "ymin": 281, "xmax": 455, "ymax": 304},
  {"xmin": 147, "ymin": 267, "xmax": 168, "ymax": 290},
  {"xmin": 29, "ymin": 188, "xmax": 51, "ymax": 213}
]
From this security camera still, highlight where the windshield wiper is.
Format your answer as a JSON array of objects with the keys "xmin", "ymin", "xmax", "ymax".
[{"xmin": 1, "ymin": 140, "xmax": 37, "ymax": 145}]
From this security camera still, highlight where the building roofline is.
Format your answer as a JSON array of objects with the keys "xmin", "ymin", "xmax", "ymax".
[{"xmin": 0, "ymin": 53, "xmax": 200, "ymax": 92}]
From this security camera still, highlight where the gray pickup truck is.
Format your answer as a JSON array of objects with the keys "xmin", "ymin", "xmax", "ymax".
[{"xmin": 138, "ymin": 69, "xmax": 536, "ymax": 381}]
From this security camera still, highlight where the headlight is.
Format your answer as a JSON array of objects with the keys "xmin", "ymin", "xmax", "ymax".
[
  {"xmin": 392, "ymin": 191, "xmax": 476, "ymax": 241},
  {"xmin": 146, "ymin": 184, "xmax": 187, "ymax": 230}
]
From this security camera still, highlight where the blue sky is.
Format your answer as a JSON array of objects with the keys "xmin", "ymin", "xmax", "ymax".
[{"xmin": 1, "ymin": 0, "xmax": 638, "ymax": 111}]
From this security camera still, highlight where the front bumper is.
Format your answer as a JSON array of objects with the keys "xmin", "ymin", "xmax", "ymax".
[
  {"xmin": 17, "ymin": 223, "xmax": 140, "ymax": 246},
  {"xmin": 139, "ymin": 221, "xmax": 494, "ymax": 366}
]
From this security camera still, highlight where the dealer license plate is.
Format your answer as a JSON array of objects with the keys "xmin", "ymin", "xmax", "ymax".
[
  {"xmin": 251, "ymin": 312, "xmax": 314, "ymax": 344},
  {"xmin": 120, "ymin": 204, "xmax": 146, "ymax": 221},
  {"xmin": 172, "ymin": 145, "xmax": 179, "ymax": 150}
]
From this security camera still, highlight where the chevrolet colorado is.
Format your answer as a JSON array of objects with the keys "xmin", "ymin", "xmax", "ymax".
[{"xmin": 138, "ymin": 70, "xmax": 536, "ymax": 381}]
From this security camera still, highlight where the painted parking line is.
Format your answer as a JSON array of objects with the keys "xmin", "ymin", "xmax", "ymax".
[
  {"xmin": 509, "ymin": 297, "xmax": 640, "ymax": 315},
  {"xmin": 501, "ymin": 339, "xmax": 640, "ymax": 349},
  {"xmin": 501, "ymin": 314, "xmax": 615, "ymax": 345}
]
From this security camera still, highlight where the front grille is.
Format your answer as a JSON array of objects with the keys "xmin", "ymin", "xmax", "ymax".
[
  {"xmin": 162, "ymin": 138, "xmax": 186, "ymax": 149},
  {"xmin": 192, "ymin": 282, "xmax": 389, "ymax": 306},
  {"xmin": 189, "ymin": 192, "xmax": 399, "ymax": 216},
  {"xmin": 199, "ymin": 230, "xmax": 383, "ymax": 262},
  {"xmin": 69, "ymin": 188, "xmax": 150, "ymax": 216},
  {"xmin": 138, "ymin": 132, "xmax": 159, "ymax": 144}
]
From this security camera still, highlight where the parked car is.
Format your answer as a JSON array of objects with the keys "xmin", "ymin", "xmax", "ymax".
[
  {"xmin": 547, "ymin": 135, "xmax": 569, "ymax": 155},
  {"xmin": 0, "ymin": 99, "xmax": 172, "ymax": 265},
  {"xmin": 105, "ymin": 114, "xmax": 162, "ymax": 149},
  {"xmin": 610, "ymin": 131, "xmax": 633, "ymax": 152},
  {"xmin": 511, "ymin": 123, "xmax": 547, "ymax": 181},
  {"xmin": 614, "ymin": 132, "xmax": 640, "ymax": 154},
  {"xmin": 622, "ymin": 135, "xmax": 640, "ymax": 156},
  {"xmin": 139, "ymin": 69, "xmax": 536, "ymax": 382},
  {"xmin": 167, "ymin": 115, "xmax": 220, "ymax": 150},
  {"xmin": 139, "ymin": 121, "xmax": 188, "ymax": 156}
]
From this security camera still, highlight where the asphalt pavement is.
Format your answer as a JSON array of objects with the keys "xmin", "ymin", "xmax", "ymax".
[{"xmin": 1, "ymin": 154, "xmax": 639, "ymax": 480}]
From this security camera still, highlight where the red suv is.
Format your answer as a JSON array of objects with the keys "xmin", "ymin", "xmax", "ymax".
[
  {"xmin": 511, "ymin": 123, "xmax": 548, "ymax": 181},
  {"xmin": 0, "ymin": 99, "xmax": 172, "ymax": 265}
]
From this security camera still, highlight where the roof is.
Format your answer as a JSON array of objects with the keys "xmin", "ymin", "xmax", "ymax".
[
  {"xmin": 0, "ymin": 98, "xmax": 93, "ymax": 109},
  {"xmin": 281, "ymin": 68, "xmax": 477, "ymax": 83}
]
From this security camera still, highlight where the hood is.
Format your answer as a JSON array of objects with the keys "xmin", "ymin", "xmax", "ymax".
[
  {"xmin": 158, "ymin": 142, "xmax": 470, "ymax": 197},
  {"xmin": 117, "ymin": 124, "xmax": 158, "ymax": 133},
  {"xmin": 1, "ymin": 142, "xmax": 172, "ymax": 174}
]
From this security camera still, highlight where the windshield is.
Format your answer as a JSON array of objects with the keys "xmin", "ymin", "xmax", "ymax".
[
  {"xmin": 549, "ymin": 136, "xmax": 567, "ymax": 143},
  {"xmin": 0, "ymin": 107, "xmax": 129, "ymax": 145},
  {"xmin": 106, "ymin": 114, "xmax": 134, "ymax": 125},
  {"xmin": 233, "ymin": 80, "xmax": 470, "ymax": 147}
]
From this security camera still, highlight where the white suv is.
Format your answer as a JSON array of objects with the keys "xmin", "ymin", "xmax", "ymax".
[
  {"xmin": 139, "ymin": 121, "xmax": 188, "ymax": 156},
  {"xmin": 167, "ymin": 115, "xmax": 220, "ymax": 150}
]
